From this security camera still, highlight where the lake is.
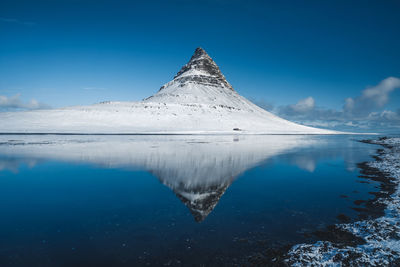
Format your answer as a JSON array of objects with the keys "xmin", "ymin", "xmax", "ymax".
[{"xmin": 0, "ymin": 135, "xmax": 380, "ymax": 266}]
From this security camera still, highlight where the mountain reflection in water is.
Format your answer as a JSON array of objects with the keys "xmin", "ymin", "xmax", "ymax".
[
  {"xmin": 0, "ymin": 134, "xmax": 382, "ymax": 266},
  {"xmin": 0, "ymin": 135, "xmax": 325, "ymax": 221}
]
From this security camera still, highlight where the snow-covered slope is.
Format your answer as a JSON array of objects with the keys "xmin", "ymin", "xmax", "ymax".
[{"xmin": 0, "ymin": 48, "xmax": 340, "ymax": 134}]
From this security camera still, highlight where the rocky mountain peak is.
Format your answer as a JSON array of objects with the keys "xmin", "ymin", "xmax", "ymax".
[
  {"xmin": 190, "ymin": 47, "xmax": 208, "ymax": 61},
  {"xmin": 159, "ymin": 47, "xmax": 235, "ymax": 92}
]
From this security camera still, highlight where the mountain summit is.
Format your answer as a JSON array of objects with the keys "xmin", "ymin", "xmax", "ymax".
[
  {"xmin": 170, "ymin": 47, "xmax": 234, "ymax": 91},
  {"xmin": 144, "ymin": 47, "xmax": 256, "ymax": 109},
  {"xmin": 0, "ymin": 47, "xmax": 340, "ymax": 134}
]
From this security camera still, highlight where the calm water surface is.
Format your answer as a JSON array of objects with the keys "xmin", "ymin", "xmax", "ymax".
[{"xmin": 0, "ymin": 135, "xmax": 380, "ymax": 266}]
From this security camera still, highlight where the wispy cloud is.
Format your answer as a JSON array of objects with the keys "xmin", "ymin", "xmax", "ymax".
[
  {"xmin": 257, "ymin": 77, "xmax": 400, "ymax": 131},
  {"xmin": 278, "ymin": 96, "xmax": 315, "ymax": 116},
  {"xmin": 344, "ymin": 77, "xmax": 400, "ymax": 116},
  {"xmin": 82, "ymin": 87, "xmax": 108, "ymax": 91},
  {"xmin": 0, "ymin": 17, "xmax": 36, "ymax": 26},
  {"xmin": 0, "ymin": 94, "xmax": 50, "ymax": 111}
]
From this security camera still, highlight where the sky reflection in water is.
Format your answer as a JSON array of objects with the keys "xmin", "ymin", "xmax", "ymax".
[{"xmin": 0, "ymin": 135, "xmax": 379, "ymax": 266}]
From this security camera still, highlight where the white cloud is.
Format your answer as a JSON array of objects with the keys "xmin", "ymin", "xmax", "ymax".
[
  {"xmin": 273, "ymin": 77, "xmax": 400, "ymax": 131},
  {"xmin": 0, "ymin": 94, "xmax": 50, "ymax": 110},
  {"xmin": 367, "ymin": 110, "xmax": 400, "ymax": 122},
  {"xmin": 362, "ymin": 77, "xmax": 400, "ymax": 106},
  {"xmin": 278, "ymin": 96, "xmax": 315, "ymax": 116},
  {"xmin": 291, "ymin": 97, "xmax": 315, "ymax": 113},
  {"xmin": 344, "ymin": 77, "xmax": 400, "ymax": 115},
  {"xmin": 344, "ymin": 97, "xmax": 354, "ymax": 111}
]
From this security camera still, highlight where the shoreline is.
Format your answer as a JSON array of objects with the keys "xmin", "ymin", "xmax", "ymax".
[
  {"xmin": 284, "ymin": 137, "xmax": 400, "ymax": 266},
  {"xmin": 0, "ymin": 132, "xmax": 359, "ymax": 135},
  {"xmin": 246, "ymin": 137, "xmax": 400, "ymax": 266}
]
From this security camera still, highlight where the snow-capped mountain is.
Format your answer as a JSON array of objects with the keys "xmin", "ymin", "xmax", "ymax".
[{"xmin": 0, "ymin": 48, "xmax": 339, "ymax": 134}]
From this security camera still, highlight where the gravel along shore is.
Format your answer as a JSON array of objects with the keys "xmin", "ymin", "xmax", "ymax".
[{"xmin": 286, "ymin": 137, "xmax": 400, "ymax": 266}]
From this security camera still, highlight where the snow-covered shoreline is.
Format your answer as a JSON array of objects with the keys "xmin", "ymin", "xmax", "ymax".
[{"xmin": 286, "ymin": 137, "xmax": 400, "ymax": 266}]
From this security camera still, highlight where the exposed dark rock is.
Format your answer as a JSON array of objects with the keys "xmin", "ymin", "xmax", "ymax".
[
  {"xmin": 174, "ymin": 183, "xmax": 231, "ymax": 222},
  {"xmin": 337, "ymin": 213, "xmax": 351, "ymax": 223},
  {"xmin": 313, "ymin": 225, "xmax": 366, "ymax": 247},
  {"xmin": 158, "ymin": 47, "xmax": 234, "ymax": 92}
]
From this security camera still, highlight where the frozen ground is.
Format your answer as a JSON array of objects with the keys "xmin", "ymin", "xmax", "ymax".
[
  {"xmin": 0, "ymin": 100, "xmax": 339, "ymax": 134},
  {"xmin": 286, "ymin": 137, "xmax": 400, "ymax": 266}
]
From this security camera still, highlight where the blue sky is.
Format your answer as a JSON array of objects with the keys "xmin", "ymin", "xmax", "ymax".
[{"xmin": 1, "ymin": 0, "xmax": 400, "ymax": 131}]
